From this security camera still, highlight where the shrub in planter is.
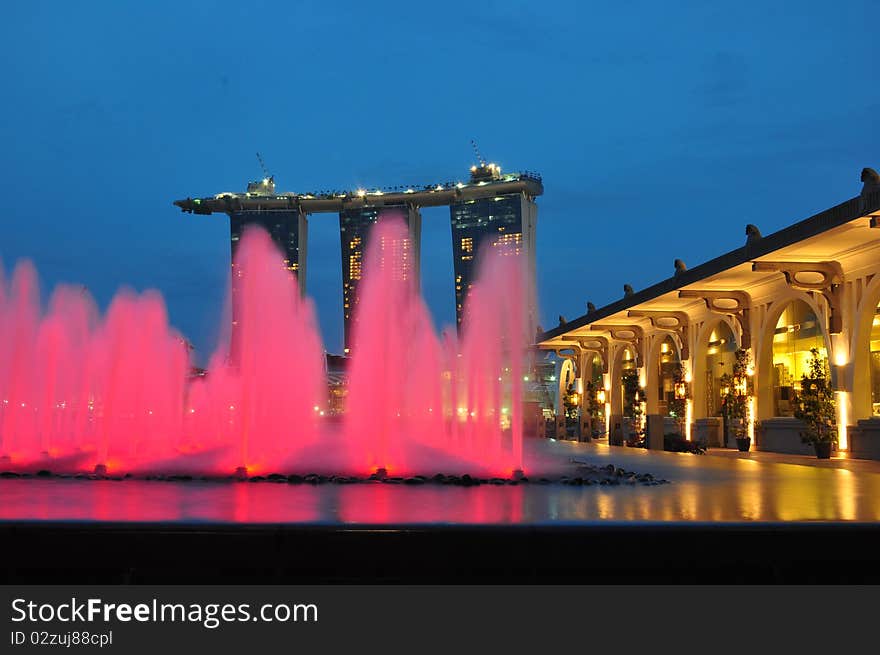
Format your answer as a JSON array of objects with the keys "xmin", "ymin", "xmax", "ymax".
[{"xmin": 793, "ymin": 348, "xmax": 837, "ymax": 458}]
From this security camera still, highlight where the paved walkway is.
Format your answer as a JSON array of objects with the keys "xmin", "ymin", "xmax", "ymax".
[
  {"xmin": 702, "ymin": 446, "xmax": 880, "ymax": 474},
  {"xmin": 569, "ymin": 434, "xmax": 880, "ymax": 474}
]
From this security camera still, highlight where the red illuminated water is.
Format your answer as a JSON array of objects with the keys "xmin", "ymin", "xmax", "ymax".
[{"xmin": 0, "ymin": 215, "xmax": 530, "ymax": 478}]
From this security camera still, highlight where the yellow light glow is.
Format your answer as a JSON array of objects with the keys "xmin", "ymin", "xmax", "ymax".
[
  {"xmin": 685, "ymin": 399, "xmax": 693, "ymax": 441},
  {"xmin": 837, "ymin": 391, "xmax": 849, "ymax": 450},
  {"xmin": 684, "ymin": 370, "xmax": 692, "ymax": 384},
  {"xmin": 832, "ymin": 334, "xmax": 849, "ymax": 366},
  {"xmin": 356, "ymin": 188, "xmax": 366, "ymax": 197},
  {"xmin": 748, "ymin": 396, "xmax": 755, "ymax": 440}
]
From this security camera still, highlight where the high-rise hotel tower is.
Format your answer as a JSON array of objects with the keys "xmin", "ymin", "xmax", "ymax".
[
  {"xmin": 450, "ymin": 163, "xmax": 538, "ymax": 328},
  {"xmin": 339, "ymin": 204, "xmax": 421, "ymax": 352}
]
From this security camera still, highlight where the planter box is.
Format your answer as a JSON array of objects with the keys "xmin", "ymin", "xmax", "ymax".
[
  {"xmin": 847, "ymin": 418, "xmax": 880, "ymax": 460},
  {"xmin": 663, "ymin": 416, "xmax": 682, "ymax": 436},
  {"xmin": 694, "ymin": 417, "xmax": 723, "ymax": 448},
  {"xmin": 755, "ymin": 417, "xmax": 814, "ymax": 455}
]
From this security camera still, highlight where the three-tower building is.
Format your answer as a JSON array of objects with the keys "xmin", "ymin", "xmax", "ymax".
[{"xmin": 174, "ymin": 163, "xmax": 542, "ymax": 353}]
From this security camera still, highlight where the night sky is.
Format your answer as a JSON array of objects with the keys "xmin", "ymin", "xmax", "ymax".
[{"xmin": 1, "ymin": 1, "xmax": 877, "ymax": 362}]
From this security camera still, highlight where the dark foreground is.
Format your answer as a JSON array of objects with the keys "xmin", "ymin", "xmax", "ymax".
[
  {"xmin": 3, "ymin": 441, "xmax": 880, "ymax": 583},
  {"xmin": 2, "ymin": 521, "xmax": 879, "ymax": 583}
]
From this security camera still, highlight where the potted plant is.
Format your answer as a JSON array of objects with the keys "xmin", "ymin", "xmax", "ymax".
[
  {"xmin": 562, "ymin": 383, "xmax": 580, "ymax": 440},
  {"xmin": 793, "ymin": 348, "xmax": 837, "ymax": 459},
  {"xmin": 668, "ymin": 362, "xmax": 688, "ymax": 438},
  {"xmin": 582, "ymin": 379, "xmax": 604, "ymax": 440},
  {"xmin": 722, "ymin": 349, "xmax": 753, "ymax": 451},
  {"xmin": 621, "ymin": 369, "xmax": 645, "ymax": 447}
]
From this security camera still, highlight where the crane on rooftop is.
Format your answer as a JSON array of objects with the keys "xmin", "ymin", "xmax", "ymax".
[
  {"xmin": 247, "ymin": 152, "xmax": 275, "ymax": 195},
  {"xmin": 469, "ymin": 139, "xmax": 501, "ymax": 181}
]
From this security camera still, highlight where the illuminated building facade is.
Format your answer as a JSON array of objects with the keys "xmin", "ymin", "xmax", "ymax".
[
  {"xmin": 339, "ymin": 205, "xmax": 421, "ymax": 352},
  {"xmin": 539, "ymin": 169, "xmax": 880, "ymax": 460},
  {"xmin": 450, "ymin": 163, "xmax": 538, "ymax": 330},
  {"xmin": 224, "ymin": 177, "xmax": 309, "ymax": 298},
  {"xmin": 230, "ymin": 210, "xmax": 304, "ymax": 275},
  {"xmin": 175, "ymin": 163, "xmax": 542, "ymax": 355}
]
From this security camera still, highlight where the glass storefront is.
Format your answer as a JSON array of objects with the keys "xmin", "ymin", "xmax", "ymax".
[
  {"xmin": 619, "ymin": 347, "xmax": 637, "ymax": 413},
  {"xmin": 771, "ymin": 300, "xmax": 826, "ymax": 417},
  {"xmin": 657, "ymin": 336, "xmax": 679, "ymax": 416},
  {"xmin": 704, "ymin": 322, "xmax": 737, "ymax": 417}
]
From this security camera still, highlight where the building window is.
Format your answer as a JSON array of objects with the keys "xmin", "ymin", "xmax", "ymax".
[
  {"xmin": 657, "ymin": 336, "xmax": 679, "ymax": 416},
  {"xmin": 704, "ymin": 322, "xmax": 737, "ymax": 416},
  {"xmin": 772, "ymin": 300, "xmax": 826, "ymax": 417}
]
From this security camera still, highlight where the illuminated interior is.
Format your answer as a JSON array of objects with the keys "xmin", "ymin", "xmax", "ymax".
[
  {"xmin": 619, "ymin": 347, "xmax": 637, "ymax": 415},
  {"xmin": 586, "ymin": 352, "xmax": 604, "ymax": 387},
  {"xmin": 582, "ymin": 352, "xmax": 606, "ymax": 433},
  {"xmin": 617, "ymin": 347, "xmax": 643, "ymax": 442},
  {"xmin": 772, "ymin": 300, "xmax": 826, "ymax": 417},
  {"xmin": 704, "ymin": 322, "xmax": 736, "ymax": 417},
  {"xmin": 871, "ymin": 305, "xmax": 880, "ymax": 415},
  {"xmin": 656, "ymin": 335, "xmax": 680, "ymax": 416}
]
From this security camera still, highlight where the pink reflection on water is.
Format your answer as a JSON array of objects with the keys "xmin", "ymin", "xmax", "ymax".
[{"xmin": 336, "ymin": 483, "xmax": 525, "ymax": 524}]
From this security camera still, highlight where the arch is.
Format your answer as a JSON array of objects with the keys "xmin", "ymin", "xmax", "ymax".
[
  {"xmin": 581, "ymin": 351, "xmax": 605, "ymax": 386},
  {"xmin": 850, "ymin": 274, "xmax": 880, "ymax": 420},
  {"xmin": 756, "ymin": 294, "xmax": 833, "ymax": 420},
  {"xmin": 692, "ymin": 317, "xmax": 740, "ymax": 420},
  {"xmin": 555, "ymin": 357, "xmax": 577, "ymax": 418},
  {"xmin": 647, "ymin": 334, "xmax": 682, "ymax": 418},
  {"xmin": 608, "ymin": 343, "xmax": 640, "ymax": 445}
]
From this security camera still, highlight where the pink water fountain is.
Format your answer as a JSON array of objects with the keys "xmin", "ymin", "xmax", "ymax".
[{"xmin": 0, "ymin": 215, "xmax": 531, "ymax": 479}]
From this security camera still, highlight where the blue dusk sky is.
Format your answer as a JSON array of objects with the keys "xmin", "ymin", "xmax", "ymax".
[{"xmin": 1, "ymin": 1, "xmax": 877, "ymax": 361}]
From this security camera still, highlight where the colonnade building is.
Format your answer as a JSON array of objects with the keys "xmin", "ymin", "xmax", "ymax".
[
  {"xmin": 175, "ymin": 163, "xmax": 542, "ymax": 352},
  {"xmin": 538, "ymin": 169, "xmax": 880, "ymax": 460}
]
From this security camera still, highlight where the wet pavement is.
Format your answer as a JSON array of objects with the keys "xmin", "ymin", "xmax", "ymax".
[{"xmin": 1, "ymin": 438, "xmax": 878, "ymax": 524}]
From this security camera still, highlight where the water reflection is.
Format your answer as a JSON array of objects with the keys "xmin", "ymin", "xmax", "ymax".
[{"xmin": 2, "ymin": 454, "xmax": 880, "ymax": 524}]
